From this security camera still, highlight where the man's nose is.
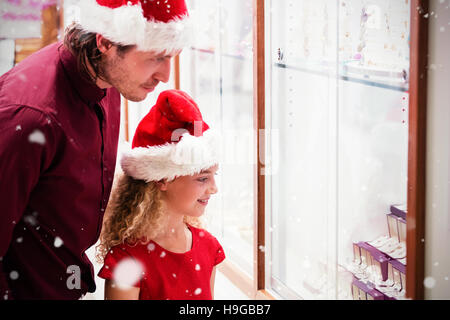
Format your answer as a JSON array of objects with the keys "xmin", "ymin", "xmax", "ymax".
[{"xmin": 154, "ymin": 58, "xmax": 171, "ymax": 83}]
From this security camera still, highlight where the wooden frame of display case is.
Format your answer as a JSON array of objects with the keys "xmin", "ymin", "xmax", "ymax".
[
  {"xmin": 253, "ymin": 0, "xmax": 268, "ymax": 297},
  {"xmin": 252, "ymin": 0, "xmax": 428, "ymax": 300},
  {"xmin": 130, "ymin": 0, "xmax": 429, "ymax": 300},
  {"xmin": 406, "ymin": 0, "xmax": 428, "ymax": 300}
]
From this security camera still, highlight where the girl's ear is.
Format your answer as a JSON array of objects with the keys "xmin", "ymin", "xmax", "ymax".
[{"xmin": 156, "ymin": 179, "xmax": 168, "ymax": 191}]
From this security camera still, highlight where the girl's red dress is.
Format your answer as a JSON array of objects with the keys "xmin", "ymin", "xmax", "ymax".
[{"xmin": 98, "ymin": 225, "xmax": 225, "ymax": 300}]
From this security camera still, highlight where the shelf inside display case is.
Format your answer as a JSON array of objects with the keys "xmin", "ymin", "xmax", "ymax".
[
  {"xmin": 274, "ymin": 61, "xmax": 409, "ymax": 92},
  {"xmin": 192, "ymin": 44, "xmax": 409, "ymax": 93},
  {"xmin": 190, "ymin": 47, "xmax": 248, "ymax": 61},
  {"xmin": 344, "ymin": 204, "xmax": 408, "ymax": 300}
]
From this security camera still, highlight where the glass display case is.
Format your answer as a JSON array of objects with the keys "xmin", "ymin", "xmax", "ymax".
[
  {"xmin": 179, "ymin": 0, "xmax": 255, "ymax": 278},
  {"xmin": 266, "ymin": 0, "xmax": 410, "ymax": 299}
]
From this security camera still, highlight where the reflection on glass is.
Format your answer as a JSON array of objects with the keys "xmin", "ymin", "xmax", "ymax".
[
  {"xmin": 181, "ymin": 0, "xmax": 254, "ymax": 277},
  {"xmin": 268, "ymin": 0, "xmax": 410, "ymax": 299}
]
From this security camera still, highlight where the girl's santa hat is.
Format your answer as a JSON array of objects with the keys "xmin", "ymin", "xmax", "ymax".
[
  {"xmin": 121, "ymin": 90, "xmax": 219, "ymax": 182},
  {"xmin": 77, "ymin": 0, "xmax": 192, "ymax": 52}
]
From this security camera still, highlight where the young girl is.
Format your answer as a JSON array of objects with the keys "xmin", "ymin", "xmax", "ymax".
[{"xmin": 96, "ymin": 90, "xmax": 225, "ymax": 300}]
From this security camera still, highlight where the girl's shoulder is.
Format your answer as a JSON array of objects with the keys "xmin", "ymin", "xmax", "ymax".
[
  {"xmin": 189, "ymin": 225, "xmax": 223, "ymax": 248},
  {"xmin": 188, "ymin": 224, "xmax": 215, "ymax": 240},
  {"xmin": 106, "ymin": 240, "xmax": 149, "ymax": 258},
  {"xmin": 188, "ymin": 224, "xmax": 226, "ymax": 266}
]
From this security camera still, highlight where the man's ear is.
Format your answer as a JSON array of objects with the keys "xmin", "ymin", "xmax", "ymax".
[{"xmin": 96, "ymin": 34, "xmax": 113, "ymax": 54}]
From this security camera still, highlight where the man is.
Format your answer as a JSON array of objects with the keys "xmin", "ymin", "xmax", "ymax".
[{"xmin": 0, "ymin": 0, "xmax": 192, "ymax": 299}]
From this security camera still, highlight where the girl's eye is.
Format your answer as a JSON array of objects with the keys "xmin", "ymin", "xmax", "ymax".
[{"xmin": 197, "ymin": 177, "xmax": 208, "ymax": 182}]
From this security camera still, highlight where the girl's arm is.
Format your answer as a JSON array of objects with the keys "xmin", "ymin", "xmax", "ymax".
[
  {"xmin": 104, "ymin": 279, "xmax": 140, "ymax": 300},
  {"xmin": 210, "ymin": 266, "xmax": 217, "ymax": 299}
]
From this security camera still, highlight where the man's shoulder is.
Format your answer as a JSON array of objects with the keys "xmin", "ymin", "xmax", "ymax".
[{"xmin": 0, "ymin": 42, "xmax": 65, "ymax": 111}]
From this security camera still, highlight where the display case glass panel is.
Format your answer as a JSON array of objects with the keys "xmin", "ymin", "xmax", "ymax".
[
  {"xmin": 180, "ymin": 0, "xmax": 255, "ymax": 278},
  {"xmin": 267, "ymin": 0, "xmax": 410, "ymax": 299}
]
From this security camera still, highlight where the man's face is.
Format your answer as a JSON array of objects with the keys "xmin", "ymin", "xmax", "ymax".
[{"xmin": 99, "ymin": 46, "xmax": 180, "ymax": 102}]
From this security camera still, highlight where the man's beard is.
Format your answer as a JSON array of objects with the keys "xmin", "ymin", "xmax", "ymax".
[{"xmin": 97, "ymin": 55, "xmax": 149, "ymax": 102}]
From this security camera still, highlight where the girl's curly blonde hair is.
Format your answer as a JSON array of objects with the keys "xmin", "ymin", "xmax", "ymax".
[{"xmin": 96, "ymin": 172, "xmax": 203, "ymax": 264}]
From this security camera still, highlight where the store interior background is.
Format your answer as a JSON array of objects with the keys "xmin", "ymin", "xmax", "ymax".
[{"xmin": 0, "ymin": 0, "xmax": 449, "ymax": 299}]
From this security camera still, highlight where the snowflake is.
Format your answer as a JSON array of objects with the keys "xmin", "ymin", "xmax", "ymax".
[
  {"xmin": 23, "ymin": 214, "xmax": 38, "ymax": 226},
  {"xmin": 112, "ymin": 258, "xmax": 144, "ymax": 289},
  {"xmin": 147, "ymin": 243, "xmax": 156, "ymax": 251},
  {"xmin": 9, "ymin": 271, "xmax": 19, "ymax": 280},
  {"xmin": 423, "ymin": 276, "xmax": 436, "ymax": 289},
  {"xmin": 54, "ymin": 236, "xmax": 63, "ymax": 248},
  {"xmin": 194, "ymin": 288, "xmax": 202, "ymax": 295},
  {"xmin": 28, "ymin": 129, "xmax": 46, "ymax": 145},
  {"xmin": 160, "ymin": 251, "xmax": 166, "ymax": 258},
  {"xmin": 195, "ymin": 264, "xmax": 201, "ymax": 271}
]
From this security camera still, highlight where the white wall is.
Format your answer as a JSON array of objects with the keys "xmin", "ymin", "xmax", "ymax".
[{"xmin": 424, "ymin": 0, "xmax": 450, "ymax": 299}]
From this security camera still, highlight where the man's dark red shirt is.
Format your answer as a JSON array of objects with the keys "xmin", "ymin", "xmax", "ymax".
[{"xmin": 0, "ymin": 42, "xmax": 120, "ymax": 299}]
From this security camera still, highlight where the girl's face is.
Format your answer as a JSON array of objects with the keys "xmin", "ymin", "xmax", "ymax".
[{"xmin": 159, "ymin": 164, "xmax": 219, "ymax": 218}]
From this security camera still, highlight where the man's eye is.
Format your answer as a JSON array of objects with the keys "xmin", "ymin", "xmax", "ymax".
[{"xmin": 197, "ymin": 177, "xmax": 208, "ymax": 182}]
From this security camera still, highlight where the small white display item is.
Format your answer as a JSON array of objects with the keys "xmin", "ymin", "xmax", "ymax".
[
  {"xmin": 377, "ymin": 237, "xmax": 400, "ymax": 254},
  {"xmin": 379, "ymin": 240, "xmax": 405, "ymax": 257},
  {"xmin": 388, "ymin": 242, "xmax": 406, "ymax": 259},
  {"xmin": 367, "ymin": 235, "xmax": 391, "ymax": 248}
]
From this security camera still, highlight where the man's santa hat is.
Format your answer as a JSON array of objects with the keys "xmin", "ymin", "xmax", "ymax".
[
  {"xmin": 121, "ymin": 90, "xmax": 219, "ymax": 182},
  {"xmin": 77, "ymin": 0, "xmax": 192, "ymax": 52}
]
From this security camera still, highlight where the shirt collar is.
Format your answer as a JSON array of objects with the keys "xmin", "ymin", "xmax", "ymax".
[{"xmin": 58, "ymin": 43, "xmax": 107, "ymax": 106}]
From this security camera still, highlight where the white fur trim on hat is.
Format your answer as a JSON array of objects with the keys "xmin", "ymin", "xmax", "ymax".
[
  {"xmin": 120, "ymin": 130, "xmax": 220, "ymax": 182},
  {"xmin": 76, "ymin": 0, "xmax": 192, "ymax": 52}
]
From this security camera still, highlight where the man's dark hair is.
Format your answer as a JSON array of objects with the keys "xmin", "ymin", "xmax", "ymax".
[{"xmin": 63, "ymin": 23, "xmax": 135, "ymax": 83}]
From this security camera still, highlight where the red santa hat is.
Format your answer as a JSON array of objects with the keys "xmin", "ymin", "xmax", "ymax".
[
  {"xmin": 121, "ymin": 90, "xmax": 219, "ymax": 182},
  {"xmin": 77, "ymin": 0, "xmax": 192, "ymax": 52}
]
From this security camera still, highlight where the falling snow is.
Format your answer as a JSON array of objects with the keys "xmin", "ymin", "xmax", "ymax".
[
  {"xmin": 9, "ymin": 271, "xmax": 19, "ymax": 280},
  {"xmin": 424, "ymin": 276, "xmax": 436, "ymax": 289},
  {"xmin": 112, "ymin": 258, "xmax": 144, "ymax": 289},
  {"xmin": 23, "ymin": 212, "xmax": 38, "ymax": 226},
  {"xmin": 195, "ymin": 264, "xmax": 201, "ymax": 271},
  {"xmin": 194, "ymin": 288, "xmax": 202, "ymax": 295},
  {"xmin": 28, "ymin": 129, "xmax": 45, "ymax": 145},
  {"xmin": 147, "ymin": 243, "xmax": 155, "ymax": 251},
  {"xmin": 53, "ymin": 236, "xmax": 63, "ymax": 248}
]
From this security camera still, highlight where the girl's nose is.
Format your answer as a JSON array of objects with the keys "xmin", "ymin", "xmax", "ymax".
[{"xmin": 209, "ymin": 178, "xmax": 218, "ymax": 194}]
